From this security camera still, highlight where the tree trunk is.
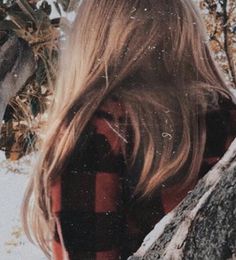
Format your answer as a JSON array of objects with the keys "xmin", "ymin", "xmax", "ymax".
[
  {"xmin": 222, "ymin": 0, "xmax": 236, "ymax": 88},
  {"xmin": 128, "ymin": 138, "xmax": 236, "ymax": 260},
  {"xmin": 0, "ymin": 32, "xmax": 35, "ymax": 129}
]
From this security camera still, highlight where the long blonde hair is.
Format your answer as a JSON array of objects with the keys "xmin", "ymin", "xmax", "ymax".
[{"xmin": 22, "ymin": 0, "xmax": 232, "ymax": 257}]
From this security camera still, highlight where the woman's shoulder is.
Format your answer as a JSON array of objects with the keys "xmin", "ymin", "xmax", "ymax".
[
  {"xmin": 200, "ymin": 95, "xmax": 236, "ymax": 177},
  {"xmin": 84, "ymin": 96, "xmax": 129, "ymax": 156},
  {"xmin": 219, "ymin": 95, "xmax": 236, "ymax": 137},
  {"xmin": 206, "ymin": 95, "xmax": 236, "ymax": 143},
  {"xmin": 93, "ymin": 96, "xmax": 127, "ymax": 126}
]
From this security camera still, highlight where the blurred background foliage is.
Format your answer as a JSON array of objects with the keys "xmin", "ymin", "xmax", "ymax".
[
  {"xmin": 0, "ymin": 0, "xmax": 235, "ymax": 161},
  {"xmin": 199, "ymin": 0, "xmax": 236, "ymax": 87},
  {"xmin": 0, "ymin": 0, "xmax": 78, "ymax": 160}
]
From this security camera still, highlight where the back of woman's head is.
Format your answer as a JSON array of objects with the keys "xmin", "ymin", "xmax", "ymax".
[
  {"xmin": 54, "ymin": 0, "xmax": 230, "ymax": 106},
  {"xmin": 22, "ymin": 0, "xmax": 232, "ymax": 257}
]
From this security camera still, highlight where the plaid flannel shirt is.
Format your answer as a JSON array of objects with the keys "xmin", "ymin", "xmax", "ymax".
[{"xmin": 50, "ymin": 96, "xmax": 236, "ymax": 260}]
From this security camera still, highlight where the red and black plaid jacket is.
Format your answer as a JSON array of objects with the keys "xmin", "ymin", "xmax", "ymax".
[{"xmin": 50, "ymin": 96, "xmax": 236, "ymax": 260}]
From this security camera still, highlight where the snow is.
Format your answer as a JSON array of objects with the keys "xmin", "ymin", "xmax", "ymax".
[
  {"xmin": 0, "ymin": 151, "xmax": 46, "ymax": 260},
  {"xmin": 36, "ymin": 0, "xmax": 76, "ymax": 22}
]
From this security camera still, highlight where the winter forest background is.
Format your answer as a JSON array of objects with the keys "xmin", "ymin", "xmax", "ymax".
[{"xmin": 0, "ymin": 0, "xmax": 235, "ymax": 259}]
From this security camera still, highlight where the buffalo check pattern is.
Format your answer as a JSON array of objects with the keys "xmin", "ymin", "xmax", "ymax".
[{"xmin": 50, "ymin": 96, "xmax": 236, "ymax": 260}]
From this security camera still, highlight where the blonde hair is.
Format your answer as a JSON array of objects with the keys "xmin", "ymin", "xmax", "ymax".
[{"xmin": 22, "ymin": 0, "xmax": 232, "ymax": 257}]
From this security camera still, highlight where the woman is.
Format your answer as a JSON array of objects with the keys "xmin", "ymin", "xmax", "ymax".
[{"xmin": 22, "ymin": 0, "xmax": 236, "ymax": 259}]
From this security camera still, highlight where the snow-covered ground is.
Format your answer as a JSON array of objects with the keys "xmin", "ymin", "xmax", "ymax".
[{"xmin": 0, "ymin": 151, "xmax": 46, "ymax": 260}]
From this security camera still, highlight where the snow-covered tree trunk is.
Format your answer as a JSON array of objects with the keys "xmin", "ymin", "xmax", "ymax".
[
  {"xmin": 0, "ymin": 33, "xmax": 35, "ymax": 129},
  {"xmin": 129, "ymin": 138, "xmax": 236, "ymax": 260}
]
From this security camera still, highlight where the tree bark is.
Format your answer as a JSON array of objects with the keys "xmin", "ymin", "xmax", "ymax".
[
  {"xmin": 222, "ymin": 0, "xmax": 236, "ymax": 88},
  {"xmin": 128, "ymin": 138, "xmax": 236, "ymax": 260},
  {"xmin": 0, "ymin": 32, "xmax": 35, "ymax": 129}
]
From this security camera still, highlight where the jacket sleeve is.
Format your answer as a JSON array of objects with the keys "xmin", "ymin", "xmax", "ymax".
[{"xmin": 50, "ymin": 101, "xmax": 128, "ymax": 260}]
